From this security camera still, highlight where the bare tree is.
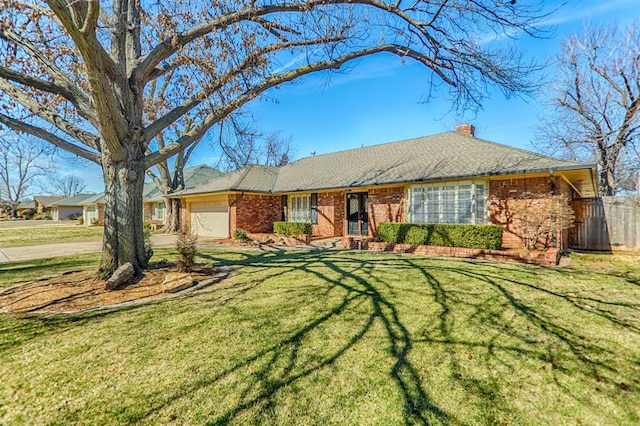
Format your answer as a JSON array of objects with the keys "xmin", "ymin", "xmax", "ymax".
[
  {"xmin": 0, "ymin": 0, "xmax": 550, "ymax": 278},
  {"xmin": 51, "ymin": 175, "xmax": 87, "ymax": 197},
  {"xmin": 536, "ymin": 23, "xmax": 640, "ymax": 196},
  {"xmin": 216, "ymin": 113, "xmax": 293, "ymax": 171},
  {"xmin": 0, "ymin": 134, "xmax": 53, "ymax": 217}
]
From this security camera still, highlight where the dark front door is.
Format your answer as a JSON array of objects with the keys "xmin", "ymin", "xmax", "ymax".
[{"xmin": 347, "ymin": 192, "xmax": 368, "ymax": 235}]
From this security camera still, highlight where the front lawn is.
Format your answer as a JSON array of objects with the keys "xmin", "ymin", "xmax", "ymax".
[
  {"xmin": 0, "ymin": 224, "xmax": 104, "ymax": 247},
  {"xmin": 1, "ymin": 250, "xmax": 639, "ymax": 424}
]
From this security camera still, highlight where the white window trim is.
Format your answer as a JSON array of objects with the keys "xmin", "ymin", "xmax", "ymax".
[
  {"xmin": 288, "ymin": 194, "xmax": 311, "ymax": 223},
  {"xmin": 407, "ymin": 180, "xmax": 488, "ymax": 225},
  {"xmin": 154, "ymin": 201, "xmax": 165, "ymax": 221}
]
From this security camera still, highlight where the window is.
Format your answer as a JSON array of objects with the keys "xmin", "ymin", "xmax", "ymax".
[
  {"xmin": 287, "ymin": 193, "xmax": 318, "ymax": 224},
  {"xmin": 154, "ymin": 202, "xmax": 165, "ymax": 221},
  {"xmin": 408, "ymin": 181, "xmax": 487, "ymax": 224}
]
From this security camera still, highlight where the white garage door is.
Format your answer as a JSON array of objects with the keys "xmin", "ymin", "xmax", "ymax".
[
  {"xmin": 190, "ymin": 200, "xmax": 229, "ymax": 238},
  {"xmin": 84, "ymin": 206, "xmax": 96, "ymax": 225}
]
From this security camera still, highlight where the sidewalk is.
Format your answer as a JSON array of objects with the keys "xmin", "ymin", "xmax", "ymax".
[{"xmin": 0, "ymin": 235, "xmax": 177, "ymax": 263}]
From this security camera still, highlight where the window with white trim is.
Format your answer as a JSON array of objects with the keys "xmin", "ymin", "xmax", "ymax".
[
  {"xmin": 408, "ymin": 181, "xmax": 487, "ymax": 224},
  {"xmin": 287, "ymin": 194, "xmax": 318, "ymax": 224},
  {"xmin": 154, "ymin": 201, "xmax": 165, "ymax": 221}
]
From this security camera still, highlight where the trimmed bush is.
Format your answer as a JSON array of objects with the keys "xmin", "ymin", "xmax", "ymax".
[
  {"xmin": 377, "ymin": 222, "xmax": 503, "ymax": 250},
  {"xmin": 273, "ymin": 221, "xmax": 312, "ymax": 236}
]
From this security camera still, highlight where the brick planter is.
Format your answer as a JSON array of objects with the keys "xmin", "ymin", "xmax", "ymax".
[{"xmin": 341, "ymin": 237, "xmax": 560, "ymax": 266}]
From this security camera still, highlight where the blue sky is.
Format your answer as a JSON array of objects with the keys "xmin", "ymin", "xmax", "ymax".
[{"xmin": 68, "ymin": 0, "xmax": 639, "ymax": 194}]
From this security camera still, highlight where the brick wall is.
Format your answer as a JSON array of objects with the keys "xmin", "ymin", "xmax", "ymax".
[
  {"xmin": 368, "ymin": 186, "xmax": 404, "ymax": 237},
  {"xmin": 313, "ymin": 191, "xmax": 346, "ymax": 237},
  {"xmin": 489, "ymin": 176, "xmax": 572, "ymax": 250},
  {"xmin": 231, "ymin": 193, "xmax": 282, "ymax": 234}
]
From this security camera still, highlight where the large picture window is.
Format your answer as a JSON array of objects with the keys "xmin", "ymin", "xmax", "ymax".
[
  {"xmin": 408, "ymin": 181, "xmax": 487, "ymax": 224},
  {"xmin": 287, "ymin": 193, "xmax": 318, "ymax": 224}
]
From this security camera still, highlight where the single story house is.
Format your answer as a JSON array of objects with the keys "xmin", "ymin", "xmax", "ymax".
[
  {"xmin": 34, "ymin": 196, "xmax": 66, "ymax": 215},
  {"xmin": 83, "ymin": 164, "xmax": 220, "ymax": 226},
  {"xmin": 174, "ymin": 125, "xmax": 597, "ymax": 249},
  {"xmin": 15, "ymin": 201, "xmax": 36, "ymax": 218},
  {"xmin": 82, "ymin": 193, "xmax": 105, "ymax": 225},
  {"xmin": 50, "ymin": 193, "xmax": 96, "ymax": 220}
]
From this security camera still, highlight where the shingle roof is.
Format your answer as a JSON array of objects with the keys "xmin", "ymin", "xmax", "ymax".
[
  {"xmin": 34, "ymin": 196, "xmax": 66, "ymax": 206},
  {"xmin": 143, "ymin": 164, "xmax": 221, "ymax": 202},
  {"xmin": 84, "ymin": 165, "xmax": 221, "ymax": 204},
  {"xmin": 177, "ymin": 131, "xmax": 595, "ymax": 196},
  {"xmin": 273, "ymin": 132, "xmax": 593, "ymax": 192},
  {"xmin": 176, "ymin": 165, "xmax": 278, "ymax": 196},
  {"xmin": 50, "ymin": 193, "xmax": 97, "ymax": 207},
  {"xmin": 82, "ymin": 193, "xmax": 104, "ymax": 204}
]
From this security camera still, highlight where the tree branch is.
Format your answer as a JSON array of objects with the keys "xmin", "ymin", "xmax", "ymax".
[
  {"xmin": 0, "ymin": 112, "xmax": 101, "ymax": 163},
  {"xmin": 145, "ymin": 43, "xmax": 448, "ymax": 167},
  {"xmin": 0, "ymin": 78, "xmax": 100, "ymax": 150}
]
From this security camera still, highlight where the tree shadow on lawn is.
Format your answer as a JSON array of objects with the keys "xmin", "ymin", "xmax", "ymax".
[
  {"xmin": 4, "ymin": 249, "xmax": 639, "ymax": 424},
  {"xmin": 131, "ymin": 250, "xmax": 640, "ymax": 424}
]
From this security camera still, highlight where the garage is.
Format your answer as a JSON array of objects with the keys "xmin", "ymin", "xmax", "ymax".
[{"xmin": 190, "ymin": 198, "xmax": 229, "ymax": 238}]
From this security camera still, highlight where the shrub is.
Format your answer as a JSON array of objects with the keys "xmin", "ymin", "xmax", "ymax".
[
  {"xmin": 273, "ymin": 221, "xmax": 312, "ymax": 236},
  {"xmin": 176, "ymin": 232, "xmax": 197, "ymax": 272},
  {"xmin": 90, "ymin": 217, "xmax": 98, "ymax": 226},
  {"xmin": 377, "ymin": 222, "xmax": 503, "ymax": 250},
  {"xmin": 76, "ymin": 216, "xmax": 84, "ymax": 225},
  {"xmin": 508, "ymin": 193, "xmax": 574, "ymax": 250},
  {"xmin": 233, "ymin": 228, "xmax": 250, "ymax": 242},
  {"xmin": 143, "ymin": 222, "xmax": 154, "ymax": 262},
  {"xmin": 21, "ymin": 208, "xmax": 36, "ymax": 220}
]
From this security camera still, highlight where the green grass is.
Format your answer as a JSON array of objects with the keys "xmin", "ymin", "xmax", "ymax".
[
  {"xmin": 0, "ymin": 225, "xmax": 104, "ymax": 247},
  {"xmin": 1, "ymin": 249, "xmax": 639, "ymax": 424}
]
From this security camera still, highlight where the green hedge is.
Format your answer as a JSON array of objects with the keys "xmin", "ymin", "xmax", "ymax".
[
  {"xmin": 273, "ymin": 221, "xmax": 312, "ymax": 236},
  {"xmin": 377, "ymin": 222, "xmax": 503, "ymax": 250}
]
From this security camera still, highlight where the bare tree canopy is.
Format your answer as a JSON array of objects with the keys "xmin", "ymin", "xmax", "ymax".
[
  {"xmin": 216, "ymin": 113, "xmax": 293, "ymax": 171},
  {"xmin": 51, "ymin": 175, "xmax": 87, "ymax": 196},
  {"xmin": 0, "ymin": 133, "xmax": 54, "ymax": 216},
  {"xmin": 536, "ymin": 22, "xmax": 640, "ymax": 195},
  {"xmin": 0, "ymin": 0, "xmax": 551, "ymax": 277}
]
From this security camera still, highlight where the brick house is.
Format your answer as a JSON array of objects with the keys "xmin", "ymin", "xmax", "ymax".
[
  {"xmin": 174, "ymin": 125, "xmax": 598, "ymax": 249},
  {"xmin": 82, "ymin": 165, "xmax": 220, "ymax": 226}
]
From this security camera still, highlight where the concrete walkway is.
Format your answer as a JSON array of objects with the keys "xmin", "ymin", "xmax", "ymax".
[{"xmin": 0, "ymin": 235, "xmax": 338, "ymax": 263}]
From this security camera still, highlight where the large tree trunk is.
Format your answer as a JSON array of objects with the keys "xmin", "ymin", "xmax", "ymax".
[
  {"xmin": 98, "ymin": 147, "xmax": 149, "ymax": 279},
  {"xmin": 162, "ymin": 197, "xmax": 181, "ymax": 234}
]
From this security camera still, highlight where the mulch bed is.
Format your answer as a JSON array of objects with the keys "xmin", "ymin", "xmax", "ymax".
[{"xmin": 0, "ymin": 263, "xmax": 218, "ymax": 314}]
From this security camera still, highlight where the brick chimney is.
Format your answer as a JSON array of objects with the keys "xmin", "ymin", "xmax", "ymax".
[{"xmin": 456, "ymin": 123, "xmax": 475, "ymax": 137}]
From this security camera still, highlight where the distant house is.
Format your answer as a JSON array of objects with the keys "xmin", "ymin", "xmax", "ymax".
[
  {"xmin": 82, "ymin": 165, "xmax": 220, "ymax": 226},
  {"xmin": 15, "ymin": 201, "xmax": 36, "ymax": 218},
  {"xmin": 33, "ymin": 196, "xmax": 66, "ymax": 216},
  {"xmin": 173, "ymin": 125, "xmax": 598, "ymax": 250},
  {"xmin": 82, "ymin": 193, "xmax": 105, "ymax": 225},
  {"xmin": 50, "ymin": 194, "xmax": 96, "ymax": 220}
]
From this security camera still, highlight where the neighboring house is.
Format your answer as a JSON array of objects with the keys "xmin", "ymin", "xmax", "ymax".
[
  {"xmin": 82, "ymin": 165, "xmax": 220, "ymax": 226},
  {"xmin": 15, "ymin": 201, "xmax": 36, "ymax": 218},
  {"xmin": 82, "ymin": 193, "xmax": 105, "ymax": 225},
  {"xmin": 33, "ymin": 196, "xmax": 66, "ymax": 216},
  {"xmin": 49, "ymin": 194, "xmax": 96, "ymax": 220},
  {"xmin": 174, "ymin": 125, "xmax": 598, "ymax": 249},
  {"xmin": 142, "ymin": 165, "xmax": 221, "ymax": 227}
]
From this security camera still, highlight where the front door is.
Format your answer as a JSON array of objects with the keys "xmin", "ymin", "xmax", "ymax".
[{"xmin": 347, "ymin": 192, "xmax": 368, "ymax": 235}]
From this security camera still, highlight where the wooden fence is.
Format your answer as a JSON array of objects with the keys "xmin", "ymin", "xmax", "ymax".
[{"xmin": 570, "ymin": 196, "xmax": 640, "ymax": 251}]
